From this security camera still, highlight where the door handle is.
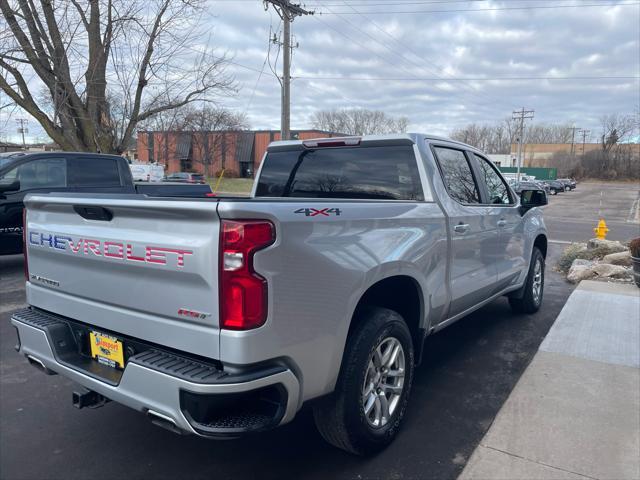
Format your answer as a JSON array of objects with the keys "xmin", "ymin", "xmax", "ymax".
[
  {"xmin": 497, "ymin": 219, "xmax": 507, "ymax": 228},
  {"xmin": 454, "ymin": 223, "xmax": 469, "ymax": 234}
]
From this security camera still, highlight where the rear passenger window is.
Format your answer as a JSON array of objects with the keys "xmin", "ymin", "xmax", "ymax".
[
  {"xmin": 475, "ymin": 154, "xmax": 512, "ymax": 205},
  {"xmin": 433, "ymin": 147, "xmax": 480, "ymax": 204},
  {"xmin": 68, "ymin": 157, "xmax": 121, "ymax": 187},
  {"xmin": 256, "ymin": 146, "xmax": 423, "ymax": 200}
]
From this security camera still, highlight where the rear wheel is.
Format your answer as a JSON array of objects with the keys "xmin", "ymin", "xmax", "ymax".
[
  {"xmin": 313, "ymin": 307, "xmax": 415, "ymax": 455},
  {"xmin": 509, "ymin": 247, "xmax": 545, "ymax": 314}
]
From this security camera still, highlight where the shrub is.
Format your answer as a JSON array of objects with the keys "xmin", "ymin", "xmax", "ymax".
[
  {"xmin": 557, "ymin": 243, "xmax": 615, "ymax": 272},
  {"xmin": 557, "ymin": 244, "xmax": 587, "ymax": 272}
]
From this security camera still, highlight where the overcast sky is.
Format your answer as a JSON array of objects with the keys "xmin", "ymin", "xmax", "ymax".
[{"xmin": 1, "ymin": 0, "xmax": 639, "ymax": 143}]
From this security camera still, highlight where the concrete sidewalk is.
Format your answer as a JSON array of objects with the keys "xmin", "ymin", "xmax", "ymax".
[{"xmin": 459, "ymin": 280, "xmax": 640, "ymax": 480}]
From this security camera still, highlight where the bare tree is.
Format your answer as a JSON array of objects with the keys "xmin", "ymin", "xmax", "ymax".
[
  {"xmin": 139, "ymin": 104, "xmax": 248, "ymax": 133},
  {"xmin": 310, "ymin": 108, "xmax": 409, "ymax": 135},
  {"xmin": 0, "ymin": 0, "xmax": 234, "ymax": 153},
  {"xmin": 450, "ymin": 118, "xmax": 518, "ymax": 154},
  {"xmin": 451, "ymin": 119, "xmax": 575, "ymax": 154},
  {"xmin": 547, "ymin": 112, "xmax": 639, "ymax": 179},
  {"xmin": 525, "ymin": 123, "xmax": 574, "ymax": 144},
  {"xmin": 139, "ymin": 104, "xmax": 249, "ymax": 174},
  {"xmin": 599, "ymin": 113, "xmax": 637, "ymax": 152}
]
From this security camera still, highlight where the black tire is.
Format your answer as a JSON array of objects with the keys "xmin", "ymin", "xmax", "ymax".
[
  {"xmin": 509, "ymin": 247, "xmax": 545, "ymax": 314},
  {"xmin": 313, "ymin": 307, "xmax": 415, "ymax": 455},
  {"xmin": 565, "ymin": 186, "xmax": 570, "ymax": 192},
  {"xmin": 552, "ymin": 189, "xmax": 558, "ymax": 195}
]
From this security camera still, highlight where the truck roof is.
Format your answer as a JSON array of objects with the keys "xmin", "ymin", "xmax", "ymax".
[
  {"xmin": 4, "ymin": 151, "xmax": 126, "ymax": 160},
  {"xmin": 267, "ymin": 133, "xmax": 480, "ymax": 153}
]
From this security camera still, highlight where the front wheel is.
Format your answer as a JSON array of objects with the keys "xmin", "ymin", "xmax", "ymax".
[
  {"xmin": 313, "ymin": 307, "xmax": 415, "ymax": 455},
  {"xmin": 509, "ymin": 247, "xmax": 545, "ymax": 314}
]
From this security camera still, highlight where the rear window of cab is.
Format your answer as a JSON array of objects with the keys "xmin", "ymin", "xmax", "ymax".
[{"xmin": 255, "ymin": 146, "xmax": 424, "ymax": 201}]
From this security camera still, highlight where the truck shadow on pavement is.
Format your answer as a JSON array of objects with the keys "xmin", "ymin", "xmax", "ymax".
[{"xmin": 0, "ymin": 247, "xmax": 573, "ymax": 480}]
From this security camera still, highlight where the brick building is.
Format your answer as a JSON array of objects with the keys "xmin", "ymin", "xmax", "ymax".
[{"xmin": 136, "ymin": 129, "xmax": 341, "ymax": 178}]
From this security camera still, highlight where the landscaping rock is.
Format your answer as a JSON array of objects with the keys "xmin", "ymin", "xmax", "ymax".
[
  {"xmin": 567, "ymin": 261, "xmax": 597, "ymax": 283},
  {"xmin": 592, "ymin": 263, "xmax": 631, "ymax": 279},
  {"xmin": 571, "ymin": 258, "xmax": 595, "ymax": 268},
  {"xmin": 587, "ymin": 238, "xmax": 626, "ymax": 254},
  {"xmin": 602, "ymin": 250, "xmax": 632, "ymax": 267}
]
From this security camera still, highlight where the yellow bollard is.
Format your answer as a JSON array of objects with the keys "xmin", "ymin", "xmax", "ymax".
[
  {"xmin": 593, "ymin": 219, "xmax": 609, "ymax": 240},
  {"xmin": 212, "ymin": 169, "xmax": 225, "ymax": 193}
]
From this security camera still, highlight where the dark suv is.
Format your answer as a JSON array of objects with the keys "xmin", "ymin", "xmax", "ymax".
[{"xmin": 0, "ymin": 152, "xmax": 134, "ymax": 255}]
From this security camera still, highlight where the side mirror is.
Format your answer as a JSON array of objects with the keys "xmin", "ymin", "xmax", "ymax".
[
  {"xmin": 0, "ymin": 179, "xmax": 20, "ymax": 193},
  {"xmin": 520, "ymin": 189, "xmax": 547, "ymax": 213}
]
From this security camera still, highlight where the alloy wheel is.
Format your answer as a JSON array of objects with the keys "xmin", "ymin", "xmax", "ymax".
[
  {"xmin": 361, "ymin": 337, "xmax": 406, "ymax": 428},
  {"xmin": 532, "ymin": 258, "xmax": 543, "ymax": 304}
]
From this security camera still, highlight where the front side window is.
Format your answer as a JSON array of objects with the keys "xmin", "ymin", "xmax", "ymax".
[
  {"xmin": 1, "ymin": 158, "xmax": 67, "ymax": 190},
  {"xmin": 433, "ymin": 147, "xmax": 480, "ymax": 204},
  {"xmin": 475, "ymin": 154, "xmax": 512, "ymax": 205},
  {"xmin": 256, "ymin": 146, "xmax": 424, "ymax": 200}
]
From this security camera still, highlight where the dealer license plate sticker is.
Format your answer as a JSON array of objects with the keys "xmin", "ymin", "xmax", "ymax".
[{"xmin": 89, "ymin": 331, "xmax": 124, "ymax": 369}]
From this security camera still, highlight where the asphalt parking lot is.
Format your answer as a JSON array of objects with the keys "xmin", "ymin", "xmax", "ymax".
[
  {"xmin": 0, "ymin": 181, "xmax": 637, "ymax": 480},
  {"xmin": 543, "ymin": 181, "xmax": 639, "ymax": 243}
]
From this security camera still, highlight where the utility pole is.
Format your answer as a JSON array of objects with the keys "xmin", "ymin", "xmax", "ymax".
[
  {"xmin": 578, "ymin": 129, "xmax": 591, "ymax": 156},
  {"xmin": 16, "ymin": 118, "xmax": 28, "ymax": 150},
  {"xmin": 264, "ymin": 0, "xmax": 313, "ymax": 141},
  {"xmin": 512, "ymin": 108, "xmax": 534, "ymax": 182},
  {"xmin": 569, "ymin": 126, "xmax": 580, "ymax": 157}
]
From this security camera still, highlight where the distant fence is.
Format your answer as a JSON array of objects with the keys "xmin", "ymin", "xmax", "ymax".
[{"xmin": 498, "ymin": 167, "xmax": 558, "ymax": 180}]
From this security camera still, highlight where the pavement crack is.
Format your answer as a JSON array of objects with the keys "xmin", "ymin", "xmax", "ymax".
[{"xmin": 480, "ymin": 444, "xmax": 600, "ymax": 480}]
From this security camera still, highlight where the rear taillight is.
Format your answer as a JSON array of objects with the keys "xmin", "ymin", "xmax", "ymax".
[
  {"xmin": 219, "ymin": 220, "xmax": 275, "ymax": 330},
  {"xmin": 22, "ymin": 208, "xmax": 28, "ymax": 281}
]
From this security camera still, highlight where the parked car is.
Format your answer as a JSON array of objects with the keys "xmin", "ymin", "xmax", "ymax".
[
  {"xmin": 13, "ymin": 134, "xmax": 548, "ymax": 455},
  {"xmin": 540, "ymin": 180, "xmax": 565, "ymax": 195},
  {"xmin": 164, "ymin": 172, "xmax": 206, "ymax": 184},
  {"xmin": 557, "ymin": 178, "xmax": 576, "ymax": 190},
  {"xmin": 0, "ymin": 152, "xmax": 135, "ymax": 255},
  {"xmin": 509, "ymin": 180, "xmax": 550, "ymax": 195},
  {"xmin": 1, "ymin": 153, "xmax": 215, "ymax": 255}
]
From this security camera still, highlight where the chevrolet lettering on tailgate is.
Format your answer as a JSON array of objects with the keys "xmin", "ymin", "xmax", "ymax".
[{"xmin": 28, "ymin": 231, "xmax": 193, "ymax": 268}]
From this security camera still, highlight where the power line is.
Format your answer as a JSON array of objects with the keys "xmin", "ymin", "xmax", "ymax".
[
  {"xmin": 310, "ymin": 5, "xmax": 496, "ymax": 114},
  {"xmin": 315, "ymin": 2, "xmax": 640, "ymax": 14},
  {"xmin": 332, "ymin": 0, "xmax": 518, "ymax": 111},
  {"xmin": 306, "ymin": 0, "xmax": 629, "ymax": 4},
  {"xmin": 245, "ymin": 20, "xmax": 282, "ymax": 116},
  {"xmin": 292, "ymin": 75, "xmax": 640, "ymax": 81}
]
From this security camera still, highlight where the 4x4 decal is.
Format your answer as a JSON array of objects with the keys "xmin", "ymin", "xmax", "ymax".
[{"xmin": 294, "ymin": 208, "xmax": 342, "ymax": 217}]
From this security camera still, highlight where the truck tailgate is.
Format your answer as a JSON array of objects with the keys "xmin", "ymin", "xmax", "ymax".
[{"xmin": 24, "ymin": 194, "xmax": 221, "ymax": 359}]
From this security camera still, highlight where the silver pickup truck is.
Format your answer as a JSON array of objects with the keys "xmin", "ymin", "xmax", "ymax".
[{"xmin": 12, "ymin": 134, "xmax": 548, "ymax": 455}]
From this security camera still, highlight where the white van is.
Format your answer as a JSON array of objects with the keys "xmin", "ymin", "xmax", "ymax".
[{"xmin": 130, "ymin": 164, "xmax": 165, "ymax": 182}]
